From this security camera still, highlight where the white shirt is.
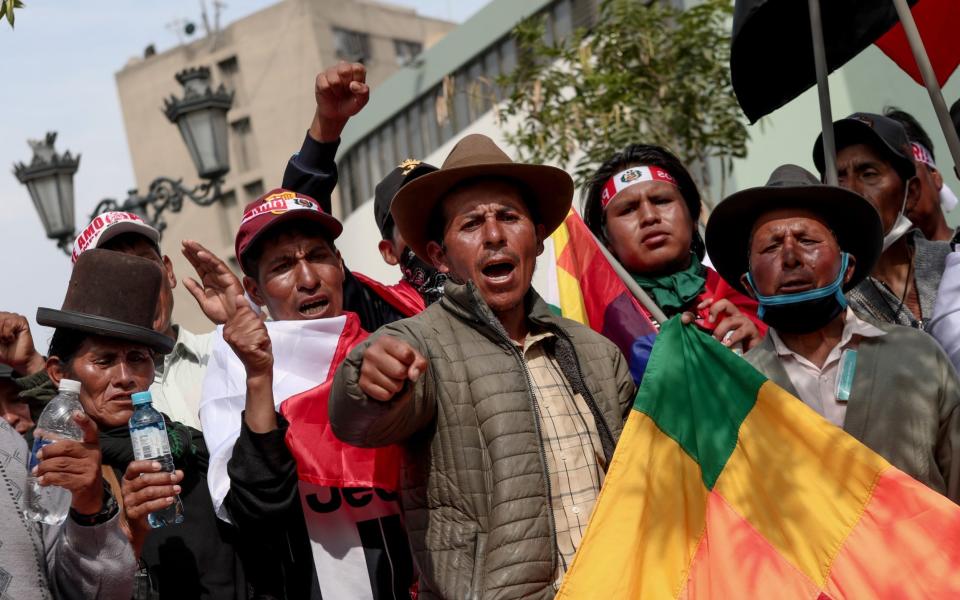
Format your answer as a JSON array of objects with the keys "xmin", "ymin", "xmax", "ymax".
[
  {"xmin": 769, "ymin": 308, "xmax": 885, "ymax": 427},
  {"xmin": 931, "ymin": 250, "xmax": 960, "ymax": 374},
  {"xmin": 149, "ymin": 326, "xmax": 213, "ymax": 430}
]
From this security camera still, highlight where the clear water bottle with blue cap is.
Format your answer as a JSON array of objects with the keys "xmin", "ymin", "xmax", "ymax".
[
  {"xmin": 23, "ymin": 378, "xmax": 84, "ymax": 524},
  {"xmin": 129, "ymin": 390, "xmax": 184, "ymax": 528}
]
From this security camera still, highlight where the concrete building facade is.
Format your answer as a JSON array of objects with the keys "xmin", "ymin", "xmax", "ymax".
[{"xmin": 115, "ymin": 0, "xmax": 454, "ymax": 331}]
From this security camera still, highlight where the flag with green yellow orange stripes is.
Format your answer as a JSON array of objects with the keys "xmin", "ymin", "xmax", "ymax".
[{"xmin": 558, "ymin": 318, "xmax": 960, "ymax": 599}]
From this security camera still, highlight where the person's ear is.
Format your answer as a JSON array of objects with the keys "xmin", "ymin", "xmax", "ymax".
[
  {"xmin": 426, "ymin": 241, "xmax": 450, "ymax": 273},
  {"xmin": 905, "ymin": 176, "xmax": 922, "ymax": 213},
  {"xmin": 162, "ymin": 255, "xmax": 177, "ymax": 290},
  {"xmin": 932, "ymin": 167, "xmax": 944, "ymax": 191},
  {"xmin": 535, "ymin": 224, "xmax": 546, "ymax": 256},
  {"xmin": 378, "ymin": 240, "xmax": 400, "ymax": 266},
  {"xmin": 335, "ymin": 250, "xmax": 346, "ymax": 284},
  {"xmin": 46, "ymin": 356, "xmax": 67, "ymax": 388},
  {"xmin": 843, "ymin": 253, "xmax": 857, "ymax": 286},
  {"xmin": 242, "ymin": 276, "xmax": 266, "ymax": 307},
  {"xmin": 739, "ymin": 273, "xmax": 758, "ymax": 300}
]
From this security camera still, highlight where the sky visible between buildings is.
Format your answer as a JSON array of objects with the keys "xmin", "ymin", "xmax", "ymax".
[{"xmin": 0, "ymin": 0, "xmax": 487, "ymax": 352}]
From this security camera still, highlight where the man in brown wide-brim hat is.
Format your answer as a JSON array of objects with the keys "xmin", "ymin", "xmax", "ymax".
[
  {"xmin": 706, "ymin": 164, "xmax": 960, "ymax": 504},
  {"xmin": 332, "ymin": 134, "xmax": 636, "ymax": 598}
]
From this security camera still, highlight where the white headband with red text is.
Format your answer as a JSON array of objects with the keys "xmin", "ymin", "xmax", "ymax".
[{"xmin": 600, "ymin": 166, "xmax": 678, "ymax": 209}]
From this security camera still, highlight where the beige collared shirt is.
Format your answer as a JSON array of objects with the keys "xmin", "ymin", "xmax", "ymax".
[
  {"xmin": 518, "ymin": 329, "xmax": 606, "ymax": 588},
  {"xmin": 769, "ymin": 308, "xmax": 885, "ymax": 427},
  {"xmin": 150, "ymin": 326, "xmax": 213, "ymax": 430}
]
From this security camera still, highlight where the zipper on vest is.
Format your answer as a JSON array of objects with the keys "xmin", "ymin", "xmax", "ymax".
[{"xmin": 551, "ymin": 328, "xmax": 617, "ymax": 458}]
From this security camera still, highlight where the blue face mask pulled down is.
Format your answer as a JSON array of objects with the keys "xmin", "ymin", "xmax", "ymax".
[{"xmin": 745, "ymin": 252, "xmax": 849, "ymax": 333}]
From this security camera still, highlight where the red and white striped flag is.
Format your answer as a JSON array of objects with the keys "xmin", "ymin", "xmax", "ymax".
[{"xmin": 201, "ymin": 313, "xmax": 408, "ymax": 599}]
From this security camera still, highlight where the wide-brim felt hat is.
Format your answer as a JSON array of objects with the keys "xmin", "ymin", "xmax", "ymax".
[
  {"xmin": 37, "ymin": 248, "xmax": 174, "ymax": 354},
  {"xmin": 706, "ymin": 164, "xmax": 883, "ymax": 295},
  {"xmin": 390, "ymin": 134, "xmax": 574, "ymax": 259}
]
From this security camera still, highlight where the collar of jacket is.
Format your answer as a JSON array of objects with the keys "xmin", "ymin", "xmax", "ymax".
[{"xmin": 438, "ymin": 278, "xmax": 559, "ymax": 345}]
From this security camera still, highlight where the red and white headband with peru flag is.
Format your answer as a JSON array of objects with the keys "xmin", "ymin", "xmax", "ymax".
[
  {"xmin": 600, "ymin": 166, "xmax": 678, "ymax": 209},
  {"xmin": 911, "ymin": 142, "xmax": 958, "ymax": 213}
]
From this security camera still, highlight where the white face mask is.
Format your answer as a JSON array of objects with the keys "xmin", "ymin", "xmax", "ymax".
[
  {"xmin": 941, "ymin": 183, "xmax": 959, "ymax": 213},
  {"xmin": 882, "ymin": 186, "xmax": 914, "ymax": 252}
]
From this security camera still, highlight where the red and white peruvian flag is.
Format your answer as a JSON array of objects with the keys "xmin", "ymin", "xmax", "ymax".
[{"xmin": 201, "ymin": 313, "xmax": 408, "ymax": 599}]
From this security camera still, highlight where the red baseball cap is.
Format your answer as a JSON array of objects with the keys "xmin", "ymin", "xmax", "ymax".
[
  {"xmin": 72, "ymin": 211, "xmax": 161, "ymax": 263},
  {"xmin": 234, "ymin": 188, "xmax": 343, "ymax": 276}
]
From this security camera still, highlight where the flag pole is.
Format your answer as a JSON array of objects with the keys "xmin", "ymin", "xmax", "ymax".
[
  {"xmin": 588, "ymin": 230, "xmax": 670, "ymax": 325},
  {"xmin": 808, "ymin": 0, "xmax": 838, "ymax": 186},
  {"xmin": 891, "ymin": 0, "xmax": 960, "ymax": 179}
]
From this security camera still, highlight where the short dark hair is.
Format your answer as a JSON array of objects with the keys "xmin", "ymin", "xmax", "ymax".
[
  {"xmin": 48, "ymin": 328, "xmax": 88, "ymax": 368},
  {"xmin": 885, "ymin": 106, "xmax": 934, "ymax": 162},
  {"xmin": 582, "ymin": 144, "xmax": 704, "ymax": 258},
  {"xmin": 426, "ymin": 176, "xmax": 542, "ymax": 246},
  {"xmin": 244, "ymin": 221, "xmax": 337, "ymax": 279}
]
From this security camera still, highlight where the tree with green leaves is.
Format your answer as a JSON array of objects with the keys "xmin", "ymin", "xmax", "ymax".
[
  {"xmin": 497, "ymin": 0, "xmax": 747, "ymax": 206},
  {"xmin": 1, "ymin": 0, "xmax": 24, "ymax": 28}
]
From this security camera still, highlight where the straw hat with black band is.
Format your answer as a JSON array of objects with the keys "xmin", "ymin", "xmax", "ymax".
[
  {"xmin": 37, "ymin": 248, "xmax": 175, "ymax": 354},
  {"xmin": 390, "ymin": 134, "xmax": 574, "ymax": 260},
  {"xmin": 706, "ymin": 164, "xmax": 883, "ymax": 296}
]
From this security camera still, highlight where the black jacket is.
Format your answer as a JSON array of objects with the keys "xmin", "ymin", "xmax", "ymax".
[
  {"xmin": 226, "ymin": 413, "xmax": 415, "ymax": 599},
  {"xmin": 100, "ymin": 422, "xmax": 245, "ymax": 600}
]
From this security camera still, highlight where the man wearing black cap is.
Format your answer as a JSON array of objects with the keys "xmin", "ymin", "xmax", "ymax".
[
  {"xmin": 813, "ymin": 112, "xmax": 951, "ymax": 330},
  {"xmin": 707, "ymin": 164, "xmax": 960, "ymax": 503}
]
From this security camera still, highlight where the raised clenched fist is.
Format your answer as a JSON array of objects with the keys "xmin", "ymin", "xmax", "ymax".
[
  {"xmin": 358, "ymin": 335, "xmax": 427, "ymax": 402},
  {"xmin": 310, "ymin": 61, "xmax": 370, "ymax": 143},
  {"xmin": 0, "ymin": 311, "xmax": 45, "ymax": 374},
  {"xmin": 223, "ymin": 295, "xmax": 273, "ymax": 379}
]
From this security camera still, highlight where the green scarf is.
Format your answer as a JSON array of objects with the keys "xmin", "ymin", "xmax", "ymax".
[{"xmin": 632, "ymin": 254, "xmax": 707, "ymax": 315}]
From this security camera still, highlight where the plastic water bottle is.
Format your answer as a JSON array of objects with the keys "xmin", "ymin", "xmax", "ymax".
[
  {"xmin": 129, "ymin": 390, "xmax": 184, "ymax": 528},
  {"xmin": 23, "ymin": 378, "xmax": 84, "ymax": 525}
]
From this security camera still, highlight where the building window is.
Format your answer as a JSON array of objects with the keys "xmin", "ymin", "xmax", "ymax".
[
  {"xmin": 243, "ymin": 180, "xmax": 264, "ymax": 202},
  {"xmin": 217, "ymin": 56, "xmax": 244, "ymax": 106},
  {"xmin": 500, "ymin": 37, "xmax": 518, "ymax": 77},
  {"xmin": 218, "ymin": 189, "xmax": 237, "ymax": 247},
  {"xmin": 394, "ymin": 111, "xmax": 411, "ymax": 162},
  {"xmin": 420, "ymin": 95, "xmax": 440, "ymax": 155},
  {"xmin": 572, "ymin": 0, "xmax": 598, "ymax": 29},
  {"xmin": 333, "ymin": 27, "xmax": 371, "ymax": 63},
  {"xmin": 553, "ymin": 0, "xmax": 574, "ymax": 40},
  {"xmin": 407, "ymin": 103, "xmax": 424, "ymax": 159},
  {"xmin": 394, "ymin": 39, "xmax": 423, "ymax": 66},
  {"xmin": 230, "ymin": 118, "xmax": 258, "ymax": 173}
]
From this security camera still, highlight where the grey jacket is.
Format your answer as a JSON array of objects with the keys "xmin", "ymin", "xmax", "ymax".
[
  {"xmin": 331, "ymin": 281, "xmax": 636, "ymax": 600},
  {"xmin": 847, "ymin": 231, "xmax": 950, "ymax": 329},
  {"xmin": 745, "ymin": 320, "xmax": 960, "ymax": 502},
  {"xmin": 0, "ymin": 420, "xmax": 136, "ymax": 600}
]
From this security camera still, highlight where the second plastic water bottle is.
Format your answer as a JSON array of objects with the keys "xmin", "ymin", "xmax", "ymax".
[
  {"xmin": 129, "ymin": 390, "xmax": 184, "ymax": 528},
  {"xmin": 23, "ymin": 378, "xmax": 84, "ymax": 525}
]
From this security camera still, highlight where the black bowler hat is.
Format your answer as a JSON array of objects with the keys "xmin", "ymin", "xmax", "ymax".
[
  {"xmin": 706, "ymin": 164, "xmax": 883, "ymax": 295},
  {"xmin": 812, "ymin": 112, "xmax": 916, "ymax": 182},
  {"xmin": 37, "ymin": 249, "xmax": 174, "ymax": 354},
  {"xmin": 373, "ymin": 159, "xmax": 438, "ymax": 240}
]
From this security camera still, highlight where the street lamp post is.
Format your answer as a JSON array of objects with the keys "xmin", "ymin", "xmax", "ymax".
[{"xmin": 13, "ymin": 66, "xmax": 234, "ymax": 255}]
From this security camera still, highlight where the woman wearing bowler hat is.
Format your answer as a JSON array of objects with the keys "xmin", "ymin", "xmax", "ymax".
[{"xmin": 37, "ymin": 249, "xmax": 245, "ymax": 599}]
